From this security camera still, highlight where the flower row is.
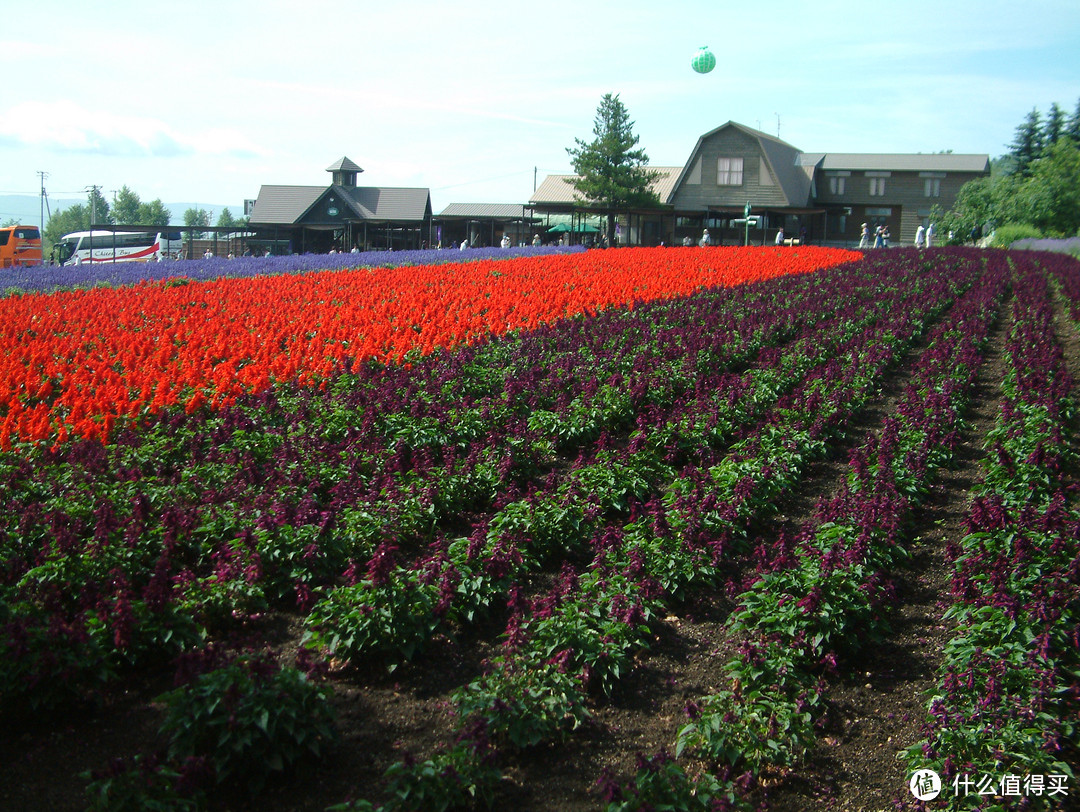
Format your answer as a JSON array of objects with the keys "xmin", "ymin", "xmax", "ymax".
[
  {"xmin": 331, "ymin": 252, "xmax": 996, "ymax": 809},
  {"xmin": 614, "ymin": 253, "xmax": 1009, "ymax": 808},
  {"xmin": 906, "ymin": 254, "xmax": 1080, "ymax": 809}
]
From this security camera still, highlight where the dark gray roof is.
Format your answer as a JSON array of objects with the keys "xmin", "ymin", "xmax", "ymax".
[
  {"xmin": 249, "ymin": 184, "xmax": 431, "ymax": 225},
  {"xmin": 439, "ymin": 203, "xmax": 534, "ymax": 218},
  {"xmin": 344, "ymin": 186, "xmax": 431, "ymax": 221},
  {"xmin": 248, "ymin": 185, "xmax": 326, "ymax": 225},
  {"xmin": 326, "ymin": 156, "xmax": 364, "ymax": 173},
  {"xmin": 819, "ymin": 153, "xmax": 989, "ymax": 172}
]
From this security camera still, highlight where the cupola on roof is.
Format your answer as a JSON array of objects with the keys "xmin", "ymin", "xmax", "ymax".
[{"xmin": 326, "ymin": 157, "xmax": 364, "ymax": 187}]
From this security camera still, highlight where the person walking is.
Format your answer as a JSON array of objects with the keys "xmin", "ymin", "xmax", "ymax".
[
  {"xmin": 926, "ymin": 222, "xmax": 935, "ymax": 247},
  {"xmin": 915, "ymin": 224, "xmax": 926, "ymax": 248},
  {"xmin": 859, "ymin": 223, "xmax": 870, "ymax": 248}
]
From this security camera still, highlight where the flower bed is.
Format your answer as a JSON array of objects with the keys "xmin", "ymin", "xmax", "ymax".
[
  {"xmin": 2, "ymin": 247, "xmax": 1078, "ymax": 811},
  {"xmin": 0, "ymin": 246, "xmax": 857, "ymax": 449}
]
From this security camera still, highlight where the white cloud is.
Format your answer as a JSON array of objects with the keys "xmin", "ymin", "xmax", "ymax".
[{"xmin": 0, "ymin": 101, "xmax": 269, "ymax": 160}]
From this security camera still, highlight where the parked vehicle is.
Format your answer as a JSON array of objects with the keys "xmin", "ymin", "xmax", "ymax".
[
  {"xmin": 0, "ymin": 224, "xmax": 43, "ymax": 268},
  {"xmin": 55, "ymin": 230, "xmax": 181, "ymax": 265}
]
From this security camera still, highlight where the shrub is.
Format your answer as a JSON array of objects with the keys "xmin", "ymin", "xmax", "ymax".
[
  {"xmin": 157, "ymin": 651, "xmax": 337, "ymax": 792},
  {"xmin": 992, "ymin": 223, "xmax": 1043, "ymax": 248}
]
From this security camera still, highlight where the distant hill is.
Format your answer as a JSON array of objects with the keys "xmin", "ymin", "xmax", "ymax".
[{"xmin": 0, "ymin": 195, "xmax": 244, "ymax": 228}]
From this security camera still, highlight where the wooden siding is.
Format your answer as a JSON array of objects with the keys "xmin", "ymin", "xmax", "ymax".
[
  {"xmin": 821, "ymin": 169, "xmax": 985, "ymax": 244},
  {"xmin": 671, "ymin": 128, "xmax": 791, "ymax": 211}
]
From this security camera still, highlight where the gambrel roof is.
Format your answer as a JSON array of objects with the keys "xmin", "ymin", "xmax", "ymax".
[{"xmin": 671, "ymin": 121, "xmax": 813, "ymax": 207}]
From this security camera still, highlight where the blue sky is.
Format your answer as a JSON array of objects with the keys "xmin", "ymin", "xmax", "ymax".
[{"xmin": 3, "ymin": 0, "xmax": 1078, "ymax": 215}]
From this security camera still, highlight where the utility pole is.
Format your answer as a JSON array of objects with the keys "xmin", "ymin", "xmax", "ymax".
[
  {"xmin": 85, "ymin": 184, "xmax": 102, "ymax": 227},
  {"xmin": 38, "ymin": 171, "xmax": 49, "ymax": 236}
]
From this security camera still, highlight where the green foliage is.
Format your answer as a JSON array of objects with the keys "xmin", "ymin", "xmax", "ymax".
[
  {"xmin": 676, "ymin": 679, "xmax": 821, "ymax": 772},
  {"xmin": 604, "ymin": 753, "xmax": 750, "ymax": 812},
  {"xmin": 451, "ymin": 661, "xmax": 591, "ymax": 749},
  {"xmin": 566, "ymin": 93, "xmax": 662, "ymax": 244},
  {"xmin": 83, "ymin": 754, "xmax": 204, "ymax": 812},
  {"xmin": 112, "ymin": 186, "xmax": 143, "ymax": 225},
  {"xmin": 942, "ymin": 99, "xmax": 1080, "ymax": 238},
  {"xmin": 184, "ymin": 207, "xmax": 211, "ymax": 238},
  {"xmin": 1009, "ymin": 107, "xmax": 1044, "ymax": 176},
  {"xmin": 43, "ymin": 203, "xmax": 90, "ymax": 253},
  {"xmin": 379, "ymin": 742, "xmax": 501, "ymax": 812},
  {"xmin": 326, "ymin": 740, "xmax": 500, "ymax": 812},
  {"xmin": 990, "ymin": 223, "xmax": 1043, "ymax": 247},
  {"xmin": 302, "ymin": 571, "xmax": 443, "ymax": 667},
  {"xmin": 216, "ymin": 207, "xmax": 236, "ymax": 229},
  {"xmin": 157, "ymin": 653, "xmax": 337, "ymax": 792},
  {"xmin": 0, "ymin": 606, "xmax": 112, "ymax": 713},
  {"xmin": 1022, "ymin": 139, "xmax": 1080, "ymax": 235}
]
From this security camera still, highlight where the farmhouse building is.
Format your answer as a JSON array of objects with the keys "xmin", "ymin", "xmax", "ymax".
[
  {"xmin": 530, "ymin": 121, "xmax": 990, "ymax": 247},
  {"xmin": 247, "ymin": 158, "xmax": 434, "ymax": 253},
  {"xmin": 245, "ymin": 123, "xmax": 988, "ymax": 252}
]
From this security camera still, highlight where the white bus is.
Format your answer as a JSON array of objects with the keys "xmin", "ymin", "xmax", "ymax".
[{"xmin": 55, "ymin": 230, "xmax": 183, "ymax": 266}]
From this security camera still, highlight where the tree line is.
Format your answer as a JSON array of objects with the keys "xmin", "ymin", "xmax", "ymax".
[
  {"xmin": 42, "ymin": 185, "xmax": 246, "ymax": 250},
  {"xmin": 934, "ymin": 98, "xmax": 1080, "ymax": 242}
]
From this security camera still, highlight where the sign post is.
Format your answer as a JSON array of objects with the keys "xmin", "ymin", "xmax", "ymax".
[{"xmin": 734, "ymin": 203, "xmax": 759, "ymax": 246}]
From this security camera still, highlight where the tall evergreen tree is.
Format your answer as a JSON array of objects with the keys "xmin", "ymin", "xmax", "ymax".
[
  {"xmin": 216, "ymin": 207, "xmax": 239, "ymax": 230},
  {"xmin": 1066, "ymin": 97, "xmax": 1080, "ymax": 143},
  {"xmin": 1008, "ymin": 107, "xmax": 1044, "ymax": 175},
  {"xmin": 1043, "ymin": 102, "xmax": 1066, "ymax": 152},
  {"xmin": 565, "ymin": 93, "xmax": 661, "ymax": 246}
]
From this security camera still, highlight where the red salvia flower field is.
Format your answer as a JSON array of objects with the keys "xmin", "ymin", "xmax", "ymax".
[{"xmin": 0, "ymin": 246, "xmax": 857, "ymax": 449}]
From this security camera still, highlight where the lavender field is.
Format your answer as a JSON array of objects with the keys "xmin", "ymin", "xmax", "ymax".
[{"xmin": 0, "ymin": 244, "xmax": 582, "ymax": 295}]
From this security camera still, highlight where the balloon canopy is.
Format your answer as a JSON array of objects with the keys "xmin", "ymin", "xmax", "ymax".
[{"xmin": 691, "ymin": 46, "xmax": 716, "ymax": 74}]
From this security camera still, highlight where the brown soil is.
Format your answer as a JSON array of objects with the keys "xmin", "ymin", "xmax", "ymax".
[{"xmin": 4, "ymin": 292, "xmax": 1080, "ymax": 812}]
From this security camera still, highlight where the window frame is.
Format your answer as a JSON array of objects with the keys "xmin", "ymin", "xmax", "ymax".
[{"xmin": 716, "ymin": 156, "xmax": 744, "ymax": 186}]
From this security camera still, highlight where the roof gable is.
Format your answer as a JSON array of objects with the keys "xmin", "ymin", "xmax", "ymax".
[
  {"xmin": 249, "ymin": 184, "xmax": 431, "ymax": 226},
  {"xmin": 670, "ymin": 121, "xmax": 811, "ymax": 207}
]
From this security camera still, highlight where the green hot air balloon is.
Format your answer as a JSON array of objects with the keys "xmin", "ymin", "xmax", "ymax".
[{"xmin": 691, "ymin": 46, "xmax": 716, "ymax": 74}]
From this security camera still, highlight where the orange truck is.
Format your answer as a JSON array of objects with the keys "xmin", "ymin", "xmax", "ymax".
[{"xmin": 0, "ymin": 225, "xmax": 43, "ymax": 268}]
